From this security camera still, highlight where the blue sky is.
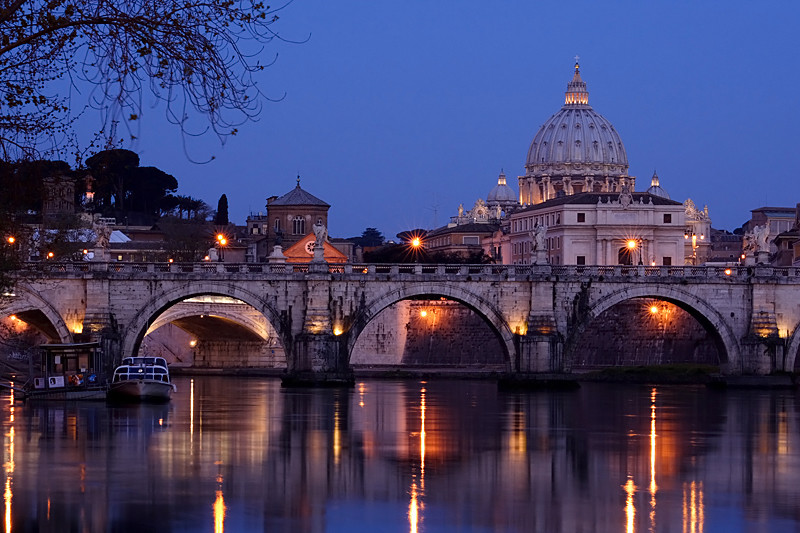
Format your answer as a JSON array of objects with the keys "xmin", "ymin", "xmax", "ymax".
[{"xmin": 122, "ymin": 1, "xmax": 800, "ymax": 239}]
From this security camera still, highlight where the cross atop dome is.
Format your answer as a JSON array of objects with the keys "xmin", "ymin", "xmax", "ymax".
[{"xmin": 565, "ymin": 59, "xmax": 589, "ymax": 106}]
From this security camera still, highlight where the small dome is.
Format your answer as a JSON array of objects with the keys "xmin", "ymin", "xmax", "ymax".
[
  {"xmin": 487, "ymin": 170, "xmax": 518, "ymax": 209},
  {"xmin": 646, "ymin": 171, "xmax": 670, "ymax": 199}
]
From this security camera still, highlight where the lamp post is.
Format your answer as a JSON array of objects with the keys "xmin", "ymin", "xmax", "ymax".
[
  {"xmin": 410, "ymin": 236, "xmax": 423, "ymax": 263},
  {"xmin": 684, "ymin": 229, "xmax": 705, "ymax": 265},
  {"xmin": 626, "ymin": 238, "xmax": 643, "ymax": 265},
  {"xmin": 216, "ymin": 233, "xmax": 227, "ymax": 262}
]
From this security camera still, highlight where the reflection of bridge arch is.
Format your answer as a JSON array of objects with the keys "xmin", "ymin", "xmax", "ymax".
[
  {"xmin": 347, "ymin": 282, "xmax": 516, "ymax": 369},
  {"xmin": 0, "ymin": 284, "xmax": 72, "ymax": 343},
  {"xmin": 567, "ymin": 285, "xmax": 739, "ymax": 372},
  {"xmin": 122, "ymin": 283, "xmax": 287, "ymax": 361}
]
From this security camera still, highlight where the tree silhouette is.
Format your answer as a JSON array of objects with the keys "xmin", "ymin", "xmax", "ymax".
[
  {"xmin": 215, "ymin": 194, "xmax": 229, "ymax": 225},
  {"xmin": 0, "ymin": 0, "xmax": 291, "ymax": 159}
]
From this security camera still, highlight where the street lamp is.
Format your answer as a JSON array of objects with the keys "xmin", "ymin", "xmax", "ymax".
[
  {"xmin": 215, "ymin": 233, "xmax": 228, "ymax": 262},
  {"xmin": 684, "ymin": 229, "xmax": 705, "ymax": 265},
  {"xmin": 626, "ymin": 238, "xmax": 643, "ymax": 265}
]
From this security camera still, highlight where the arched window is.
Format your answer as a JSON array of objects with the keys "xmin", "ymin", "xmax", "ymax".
[
  {"xmin": 274, "ymin": 218, "xmax": 281, "ymax": 232},
  {"xmin": 292, "ymin": 216, "xmax": 305, "ymax": 235},
  {"xmin": 618, "ymin": 247, "xmax": 633, "ymax": 265}
]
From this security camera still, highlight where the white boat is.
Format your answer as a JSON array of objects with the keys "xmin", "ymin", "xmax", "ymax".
[{"xmin": 109, "ymin": 356, "xmax": 176, "ymax": 402}]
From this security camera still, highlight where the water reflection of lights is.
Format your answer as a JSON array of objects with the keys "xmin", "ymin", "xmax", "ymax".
[
  {"xmin": 333, "ymin": 399, "xmax": 342, "ymax": 465},
  {"xmin": 214, "ymin": 474, "xmax": 226, "ymax": 533},
  {"xmin": 682, "ymin": 481, "xmax": 704, "ymax": 533},
  {"xmin": 649, "ymin": 388, "xmax": 658, "ymax": 532},
  {"xmin": 409, "ymin": 387, "xmax": 426, "ymax": 533},
  {"xmin": 190, "ymin": 379, "xmax": 195, "ymax": 445},
  {"xmin": 624, "ymin": 477, "xmax": 637, "ymax": 533},
  {"xmin": 358, "ymin": 382, "xmax": 366, "ymax": 408},
  {"xmin": 4, "ymin": 393, "xmax": 14, "ymax": 533}
]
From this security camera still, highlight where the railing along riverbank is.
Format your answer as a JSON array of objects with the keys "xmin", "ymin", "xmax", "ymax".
[{"xmin": 15, "ymin": 261, "xmax": 800, "ymax": 282}]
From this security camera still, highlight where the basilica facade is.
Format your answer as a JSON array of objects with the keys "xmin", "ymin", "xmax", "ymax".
[{"xmin": 493, "ymin": 63, "xmax": 711, "ymax": 266}]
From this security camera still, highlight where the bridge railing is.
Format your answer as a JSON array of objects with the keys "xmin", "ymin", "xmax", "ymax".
[{"xmin": 15, "ymin": 261, "xmax": 800, "ymax": 281}]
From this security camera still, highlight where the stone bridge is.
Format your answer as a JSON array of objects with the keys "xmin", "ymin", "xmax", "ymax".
[{"xmin": 2, "ymin": 261, "xmax": 799, "ymax": 378}]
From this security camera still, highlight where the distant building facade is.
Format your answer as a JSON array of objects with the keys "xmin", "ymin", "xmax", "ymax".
[{"xmin": 426, "ymin": 62, "xmax": 715, "ymax": 267}]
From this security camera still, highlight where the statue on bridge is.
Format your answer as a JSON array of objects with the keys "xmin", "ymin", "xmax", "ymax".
[
  {"xmin": 530, "ymin": 224, "xmax": 547, "ymax": 252},
  {"xmin": 753, "ymin": 224, "xmax": 770, "ymax": 252},
  {"xmin": 312, "ymin": 221, "xmax": 328, "ymax": 246}
]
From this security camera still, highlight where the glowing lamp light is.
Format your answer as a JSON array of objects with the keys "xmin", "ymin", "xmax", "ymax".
[
  {"xmin": 189, "ymin": 340, "xmax": 197, "ymax": 347},
  {"xmin": 168, "ymin": 258, "xmax": 174, "ymax": 263},
  {"xmin": 219, "ymin": 238, "xmax": 227, "ymax": 246},
  {"xmin": 82, "ymin": 249, "xmax": 89, "ymax": 255},
  {"xmin": 411, "ymin": 237, "xmax": 421, "ymax": 248},
  {"xmin": 6, "ymin": 236, "xmax": 14, "ymax": 244},
  {"xmin": 333, "ymin": 327, "xmax": 343, "ymax": 336},
  {"xmin": 420, "ymin": 310, "xmax": 427, "ymax": 317},
  {"xmin": 47, "ymin": 251, "xmax": 54, "ymax": 259},
  {"xmin": 627, "ymin": 240, "xmax": 637, "ymax": 249},
  {"xmin": 650, "ymin": 305, "xmax": 659, "ymax": 315},
  {"xmin": 724, "ymin": 268, "xmax": 732, "ymax": 276},
  {"xmin": 216, "ymin": 233, "xmax": 225, "ymax": 242},
  {"xmin": 9, "ymin": 315, "xmax": 16, "ymax": 321},
  {"xmin": 204, "ymin": 255, "xmax": 211, "ymax": 261}
]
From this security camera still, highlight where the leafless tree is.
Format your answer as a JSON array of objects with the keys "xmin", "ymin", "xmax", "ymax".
[{"xmin": 0, "ymin": 0, "xmax": 290, "ymax": 160}]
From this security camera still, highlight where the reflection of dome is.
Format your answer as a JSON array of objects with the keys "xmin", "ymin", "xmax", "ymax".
[
  {"xmin": 520, "ymin": 62, "xmax": 632, "ymax": 204},
  {"xmin": 646, "ymin": 171, "xmax": 670, "ymax": 199},
  {"xmin": 487, "ymin": 170, "xmax": 518, "ymax": 211}
]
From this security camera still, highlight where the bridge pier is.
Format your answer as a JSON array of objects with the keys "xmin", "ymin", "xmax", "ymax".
[
  {"xmin": 284, "ymin": 333, "xmax": 354, "ymax": 386},
  {"xmin": 519, "ymin": 316, "xmax": 564, "ymax": 372},
  {"xmin": 739, "ymin": 336, "xmax": 786, "ymax": 374},
  {"xmin": 283, "ymin": 271, "xmax": 354, "ymax": 386}
]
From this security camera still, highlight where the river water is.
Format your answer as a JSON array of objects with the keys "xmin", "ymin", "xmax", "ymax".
[{"xmin": 1, "ymin": 376, "xmax": 799, "ymax": 532}]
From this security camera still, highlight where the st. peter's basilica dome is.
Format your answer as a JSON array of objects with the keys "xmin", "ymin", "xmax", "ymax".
[{"xmin": 519, "ymin": 62, "xmax": 632, "ymax": 205}]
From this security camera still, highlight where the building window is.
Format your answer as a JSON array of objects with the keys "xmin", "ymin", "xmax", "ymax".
[
  {"xmin": 663, "ymin": 214, "xmax": 672, "ymax": 223},
  {"xmin": 663, "ymin": 257, "xmax": 672, "ymax": 266},
  {"xmin": 274, "ymin": 218, "xmax": 281, "ymax": 232},
  {"xmin": 463, "ymin": 236, "xmax": 479, "ymax": 245},
  {"xmin": 577, "ymin": 212, "xmax": 586, "ymax": 223},
  {"xmin": 577, "ymin": 255, "xmax": 586, "ymax": 265},
  {"xmin": 292, "ymin": 216, "xmax": 305, "ymax": 235}
]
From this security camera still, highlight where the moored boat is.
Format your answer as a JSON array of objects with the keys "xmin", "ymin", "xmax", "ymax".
[
  {"xmin": 16, "ymin": 342, "xmax": 108, "ymax": 401},
  {"xmin": 109, "ymin": 356, "xmax": 176, "ymax": 402}
]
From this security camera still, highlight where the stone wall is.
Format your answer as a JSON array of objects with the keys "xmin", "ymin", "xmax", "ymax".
[
  {"xmin": 143, "ymin": 323, "xmax": 287, "ymax": 369},
  {"xmin": 571, "ymin": 299, "xmax": 721, "ymax": 368},
  {"xmin": 351, "ymin": 300, "xmax": 506, "ymax": 367}
]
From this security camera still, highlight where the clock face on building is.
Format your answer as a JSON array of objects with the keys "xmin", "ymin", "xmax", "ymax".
[{"xmin": 304, "ymin": 241, "xmax": 315, "ymax": 255}]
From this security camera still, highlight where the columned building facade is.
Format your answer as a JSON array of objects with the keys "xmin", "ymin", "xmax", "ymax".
[{"xmin": 506, "ymin": 62, "xmax": 708, "ymax": 266}]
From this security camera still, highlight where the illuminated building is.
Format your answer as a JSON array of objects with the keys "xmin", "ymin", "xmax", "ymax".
[{"xmin": 507, "ymin": 62, "xmax": 712, "ymax": 266}]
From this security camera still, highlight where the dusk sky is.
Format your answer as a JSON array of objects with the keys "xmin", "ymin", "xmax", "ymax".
[{"xmin": 120, "ymin": 1, "xmax": 800, "ymax": 239}]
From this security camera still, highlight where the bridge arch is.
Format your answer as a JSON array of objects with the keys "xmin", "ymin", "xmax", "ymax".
[
  {"xmin": 346, "ymin": 282, "xmax": 517, "ymax": 369},
  {"xmin": 566, "ymin": 285, "xmax": 740, "ymax": 372},
  {"xmin": 0, "ymin": 284, "xmax": 72, "ymax": 343},
  {"xmin": 782, "ymin": 325, "xmax": 800, "ymax": 372},
  {"xmin": 121, "ymin": 282, "xmax": 288, "ymax": 362},
  {"xmin": 148, "ymin": 300, "xmax": 274, "ymax": 341}
]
